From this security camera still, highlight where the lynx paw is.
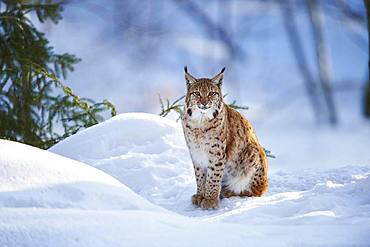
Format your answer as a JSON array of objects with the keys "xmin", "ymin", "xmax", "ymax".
[
  {"xmin": 200, "ymin": 197, "xmax": 219, "ymax": 209},
  {"xmin": 191, "ymin": 194, "xmax": 203, "ymax": 207},
  {"xmin": 220, "ymin": 188, "xmax": 235, "ymax": 198}
]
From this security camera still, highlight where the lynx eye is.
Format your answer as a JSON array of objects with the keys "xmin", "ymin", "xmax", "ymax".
[
  {"xmin": 208, "ymin": 92, "xmax": 217, "ymax": 97},
  {"xmin": 192, "ymin": 92, "xmax": 201, "ymax": 97}
]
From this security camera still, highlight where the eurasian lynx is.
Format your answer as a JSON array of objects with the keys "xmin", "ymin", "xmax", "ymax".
[{"xmin": 182, "ymin": 67, "xmax": 268, "ymax": 209}]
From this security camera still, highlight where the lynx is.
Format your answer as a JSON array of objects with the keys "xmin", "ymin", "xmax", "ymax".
[{"xmin": 182, "ymin": 67, "xmax": 268, "ymax": 209}]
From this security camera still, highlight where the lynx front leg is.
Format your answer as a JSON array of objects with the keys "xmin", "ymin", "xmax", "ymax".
[
  {"xmin": 191, "ymin": 165, "xmax": 206, "ymax": 207},
  {"xmin": 201, "ymin": 160, "xmax": 225, "ymax": 209}
]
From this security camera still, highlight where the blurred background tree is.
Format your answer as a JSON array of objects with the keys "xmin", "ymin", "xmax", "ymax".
[
  {"xmin": 0, "ymin": 0, "xmax": 116, "ymax": 149},
  {"xmin": 364, "ymin": 0, "xmax": 370, "ymax": 117},
  {"xmin": 53, "ymin": 0, "xmax": 368, "ymax": 126}
]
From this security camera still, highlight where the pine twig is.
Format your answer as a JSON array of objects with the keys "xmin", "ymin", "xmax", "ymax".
[
  {"xmin": 26, "ymin": 60, "xmax": 117, "ymax": 121},
  {"xmin": 228, "ymin": 100, "xmax": 249, "ymax": 110},
  {"xmin": 223, "ymin": 93, "xmax": 249, "ymax": 110},
  {"xmin": 158, "ymin": 93, "xmax": 185, "ymax": 118},
  {"xmin": 264, "ymin": 148, "xmax": 276, "ymax": 159}
]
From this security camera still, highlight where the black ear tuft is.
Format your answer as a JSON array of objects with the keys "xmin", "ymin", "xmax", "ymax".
[
  {"xmin": 184, "ymin": 66, "xmax": 196, "ymax": 87},
  {"xmin": 211, "ymin": 67, "xmax": 225, "ymax": 87}
]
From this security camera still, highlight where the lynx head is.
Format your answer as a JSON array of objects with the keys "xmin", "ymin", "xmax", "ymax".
[{"xmin": 184, "ymin": 66, "xmax": 225, "ymax": 121}]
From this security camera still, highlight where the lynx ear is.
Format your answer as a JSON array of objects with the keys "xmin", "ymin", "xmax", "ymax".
[
  {"xmin": 184, "ymin": 66, "xmax": 196, "ymax": 88},
  {"xmin": 211, "ymin": 67, "xmax": 225, "ymax": 87}
]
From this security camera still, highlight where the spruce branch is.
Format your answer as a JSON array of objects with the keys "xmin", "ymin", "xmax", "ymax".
[
  {"xmin": 26, "ymin": 60, "xmax": 116, "ymax": 121},
  {"xmin": 228, "ymin": 100, "xmax": 249, "ymax": 110},
  {"xmin": 158, "ymin": 93, "xmax": 185, "ymax": 119},
  {"xmin": 263, "ymin": 148, "xmax": 276, "ymax": 159},
  {"xmin": 223, "ymin": 93, "xmax": 249, "ymax": 110}
]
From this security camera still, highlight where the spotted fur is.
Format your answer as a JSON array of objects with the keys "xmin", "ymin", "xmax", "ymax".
[{"xmin": 182, "ymin": 67, "xmax": 268, "ymax": 209}]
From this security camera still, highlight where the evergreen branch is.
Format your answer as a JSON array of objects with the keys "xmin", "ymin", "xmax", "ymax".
[
  {"xmin": 24, "ymin": 60, "xmax": 100, "ymax": 123},
  {"xmin": 263, "ymin": 148, "xmax": 276, "ymax": 159},
  {"xmin": 223, "ymin": 94, "xmax": 249, "ymax": 110},
  {"xmin": 158, "ymin": 93, "xmax": 184, "ymax": 118},
  {"xmin": 22, "ymin": 60, "xmax": 117, "ymax": 144},
  {"xmin": 228, "ymin": 100, "xmax": 249, "ymax": 110},
  {"xmin": 0, "ymin": 15, "xmax": 22, "ymax": 21}
]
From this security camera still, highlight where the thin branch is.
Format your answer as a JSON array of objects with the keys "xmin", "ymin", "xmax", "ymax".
[
  {"xmin": 158, "ymin": 94, "xmax": 185, "ymax": 118},
  {"xmin": 228, "ymin": 100, "xmax": 249, "ymax": 110},
  {"xmin": 23, "ymin": 59, "xmax": 116, "ymax": 123},
  {"xmin": 264, "ymin": 148, "xmax": 276, "ymax": 159}
]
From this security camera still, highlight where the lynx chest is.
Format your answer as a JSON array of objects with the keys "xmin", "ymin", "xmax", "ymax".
[
  {"xmin": 187, "ymin": 140, "xmax": 210, "ymax": 168},
  {"xmin": 183, "ymin": 127, "xmax": 213, "ymax": 169}
]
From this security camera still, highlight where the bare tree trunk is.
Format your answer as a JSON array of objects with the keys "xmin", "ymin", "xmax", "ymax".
[
  {"xmin": 364, "ymin": 0, "xmax": 370, "ymax": 118},
  {"xmin": 307, "ymin": 0, "xmax": 338, "ymax": 125},
  {"xmin": 279, "ymin": 2, "xmax": 322, "ymax": 122}
]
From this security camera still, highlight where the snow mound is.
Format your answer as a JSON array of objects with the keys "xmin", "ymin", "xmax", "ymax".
[
  {"xmin": 51, "ymin": 113, "xmax": 195, "ymax": 211},
  {"xmin": 0, "ymin": 140, "xmax": 160, "ymax": 211},
  {"xmin": 210, "ymin": 170, "xmax": 370, "ymax": 225},
  {"xmin": 50, "ymin": 113, "xmax": 370, "ymax": 223}
]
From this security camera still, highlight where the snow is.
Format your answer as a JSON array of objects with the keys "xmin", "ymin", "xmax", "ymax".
[
  {"xmin": 0, "ymin": 139, "xmax": 161, "ymax": 211},
  {"xmin": 1, "ymin": 113, "xmax": 370, "ymax": 246},
  {"xmin": 50, "ymin": 113, "xmax": 193, "ymax": 212}
]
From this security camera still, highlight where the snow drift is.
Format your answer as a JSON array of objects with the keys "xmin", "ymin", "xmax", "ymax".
[
  {"xmin": 0, "ymin": 139, "xmax": 160, "ymax": 211},
  {"xmin": 1, "ymin": 113, "xmax": 370, "ymax": 246},
  {"xmin": 50, "ymin": 113, "xmax": 195, "ymax": 212}
]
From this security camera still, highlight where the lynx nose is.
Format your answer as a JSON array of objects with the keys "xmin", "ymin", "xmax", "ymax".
[{"xmin": 199, "ymin": 103, "xmax": 208, "ymax": 110}]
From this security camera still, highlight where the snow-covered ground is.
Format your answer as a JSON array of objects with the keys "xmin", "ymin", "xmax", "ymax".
[{"xmin": 1, "ymin": 113, "xmax": 370, "ymax": 246}]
